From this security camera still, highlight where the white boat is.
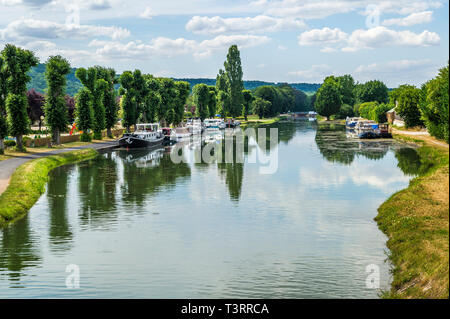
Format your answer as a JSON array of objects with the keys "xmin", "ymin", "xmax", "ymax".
[
  {"xmin": 187, "ymin": 119, "xmax": 204, "ymax": 135},
  {"xmin": 204, "ymin": 118, "xmax": 220, "ymax": 129},
  {"xmin": 174, "ymin": 127, "xmax": 192, "ymax": 140},
  {"xmin": 119, "ymin": 123, "xmax": 164, "ymax": 148}
]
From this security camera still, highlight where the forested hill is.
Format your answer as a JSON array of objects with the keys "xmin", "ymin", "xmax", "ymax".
[{"xmin": 27, "ymin": 63, "xmax": 321, "ymax": 96}]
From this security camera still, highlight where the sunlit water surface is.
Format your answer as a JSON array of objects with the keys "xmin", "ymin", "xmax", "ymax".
[{"xmin": 0, "ymin": 122, "xmax": 425, "ymax": 298}]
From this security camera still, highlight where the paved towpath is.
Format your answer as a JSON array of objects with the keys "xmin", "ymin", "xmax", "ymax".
[
  {"xmin": 392, "ymin": 128, "xmax": 449, "ymax": 149},
  {"xmin": 0, "ymin": 140, "xmax": 117, "ymax": 196}
]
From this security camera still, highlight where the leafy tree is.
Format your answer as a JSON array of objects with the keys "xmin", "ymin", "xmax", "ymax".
[
  {"xmin": 44, "ymin": 55, "xmax": 71, "ymax": 144},
  {"xmin": 420, "ymin": 64, "xmax": 449, "ymax": 142},
  {"xmin": 118, "ymin": 71, "xmax": 137, "ymax": 132},
  {"xmin": 217, "ymin": 90, "xmax": 230, "ymax": 119},
  {"xmin": 1, "ymin": 44, "xmax": 39, "ymax": 151},
  {"xmin": 75, "ymin": 67, "xmax": 108, "ymax": 139},
  {"xmin": 96, "ymin": 67, "xmax": 118, "ymax": 138},
  {"xmin": 314, "ymin": 77, "xmax": 341, "ymax": 120},
  {"xmin": 277, "ymin": 83, "xmax": 295, "ymax": 113},
  {"xmin": 0, "ymin": 56, "xmax": 7, "ymax": 154},
  {"xmin": 207, "ymin": 85, "xmax": 217, "ymax": 118},
  {"xmin": 224, "ymin": 45, "xmax": 244, "ymax": 117},
  {"xmin": 193, "ymin": 83, "xmax": 209, "ymax": 121},
  {"xmin": 359, "ymin": 102, "xmax": 378, "ymax": 120},
  {"xmin": 242, "ymin": 89, "xmax": 253, "ymax": 120},
  {"xmin": 336, "ymin": 74, "xmax": 355, "ymax": 105},
  {"xmin": 27, "ymin": 89, "xmax": 45, "ymax": 130},
  {"xmin": 252, "ymin": 97, "xmax": 271, "ymax": 119},
  {"xmin": 293, "ymin": 89, "xmax": 309, "ymax": 112},
  {"xmin": 131, "ymin": 69, "xmax": 148, "ymax": 123},
  {"xmin": 337, "ymin": 104, "xmax": 354, "ymax": 119},
  {"xmin": 65, "ymin": 94, "xmax": 76, "ymax": 123},
  {"xmin": 75, "ymin": 88, "xmax": 93, "ymax": 141},
  {"xmin": 355, "ymin": 80, "xmax": 388, "ymax": 104},
  {"xmin": 143, "ymin": 75, "xmax": 160, "ymax": 123},
  {"xmin": 253, "ymin": 85, "xmax": 280, "ymax": 117},
  {"xmin": 396, "ymin": 85, "xmax": 423, "ymax": 128},
  {"xmin": 173, "ymin": 81, "xmax": 190, "ymax": 125},
  {"xmin": 157, "ymin": 78, "xmax": 177, "ymax": 126}
]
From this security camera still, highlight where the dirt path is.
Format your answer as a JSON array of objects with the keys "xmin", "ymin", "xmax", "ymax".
[
  {"xmin": 392, "ymin": 128, "xmax": 449, "ymax": 149},
  {"xmin": 0, "ymin": 141, "xmax": 117, "ymax": 196}
]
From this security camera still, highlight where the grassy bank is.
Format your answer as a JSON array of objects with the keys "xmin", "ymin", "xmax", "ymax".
[
  {"xmin": 0, "ymin": 148, "xmax": 99, "ymax": 227},
  {"xmin": 376, "ymin": 135, "xmax": 449, "ymax": 299},
  {"xmin": 239, "ymin": 115, "xmax": 282, "ymax": 128}
]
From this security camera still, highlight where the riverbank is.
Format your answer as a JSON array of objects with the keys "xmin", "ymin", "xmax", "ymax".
[
  {"xmin": 376, "ymin": 133, "xmax": 449, "ymax": 299},
  {"xmin": 238, "ymin": 115, "xmax": 282, "ymax": 128},
  {"xmin": 0, "ymin": 148, "xmax": 99, "ymax": 227}
]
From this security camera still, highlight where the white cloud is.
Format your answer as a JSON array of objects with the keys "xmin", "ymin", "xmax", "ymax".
[
  {"xmin": 298, "ymin": 27, "xmax": 347, "ymax": 46},
  {"xmin": 288, "ymin": 64, "xmax": 333, "ymax": 82},
  {"xmin": 277, "ymin": 45, "xmax": 287, "ymax": 50},
  {"xmin": 186, "ymin": 15, "xmax": 306, "ymax": 35},
  {"xmin": 0, "ymin": 18, "xmax": 130, "ymax": 41},
  {"xmin": 382, "ymin": 11, "xmax": 433, "ymax": 26},
  {"xmin": 140, "ymin": 6, "xmax": 156, "ymax": 19},
  {"xmin": 89, "ymin": 34, "xmax": 270, "ymax": 59},
  {"xmin": 297, "ymin": 26, "xmax": 440, "ymax": 52},
  {"xmin": 343, "ymin": 26, "xmax": 440, "ymax": 51}
]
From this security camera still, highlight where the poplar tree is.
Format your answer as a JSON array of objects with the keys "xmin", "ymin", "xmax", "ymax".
[
  {"xmin": 158, "ymin": 78, "xmax": 177, "ymax": 126},
  {"xmin": 193, "ymin": 83, "xmax": 209, "ymax": 121},
  {"xmin": 174, "ymin": 81, "xmax": 190, "ymax": 126},
  {"xmin": 224, "ymin": 45, "xmax": 244, "ymax": 118},
  {"xmin": 75, "ymin": 67, "xmax": 107, "ymax": 140},
  {"xmin": 119, "ymin": 71, "xmax": 137, "ymax": 132},
  {"xmin": 143, "ymin": 76, "xmax": 161, "ymax": 123},
  {"xmin": 1, "ymin": 44, "xmax": 39, "ymax": 151},
  {"xmin": 242, "ymin": 90, "xmax": 253, "ymax": 121},
  {"xmin": 207, "ymin": 85, "xmax": 217, "ymax": 118},
  {"xmin": 75, "ymin": 88, "xmax": 93, "ymax": 142},
  {"xmin": 0, "ymin": 56, "xmax": 8, "ymax": 154},
  {"xmin": 96, "ymin": 67, "xmax": 118, "ymax": 138},
  {"xmin": 44, "ymin": 55, "xmax": 71, "ymax": 145}
]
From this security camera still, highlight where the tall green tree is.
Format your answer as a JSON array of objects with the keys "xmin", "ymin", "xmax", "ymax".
[
  {"xmin": 193, "ymin": 83, "xmax": 209, "ymax": 121},
  {"xmin": 174, "ymin": 81, "xmax": 190, "ymax": 125},
  {"xmin": 1, "ymin": 44, "xmax": 39, "ymax": 151},
  {"xmin": 44, "ymin": 55, "xmax": 71, "ymax": 145},
  {"xmin": 75, "ymin": 67, "xmax": 108, "ymax": 139},
  {"xmin": 242, "ymin": 89, "xmax": 253, "ymax": 120},
  {"xmin": 355, "ymin": 80, "xmax": 389, "ymax": 104},
  {"xmin": 314, "ymin": 76, "xmax": 342, "ymax": 120},
  {"xmin": 207, "ymin": 85, "xmax": 217, "ymax": 118},
  {"xmin": 421, "ymin": 63, "xmax": 449, "ymax": 142},
  {"xmin": 96, "ymin": 67, "xmax": 118, "ymax": 138},
  {"xmin": 142, "ymin": 75, "xmax": 160, "ymax": 123},
  {"xmin": 395, "ymin": 85, "xmax": 423, "ymax": 128},
  {"xmin": 217, "ymin": 90, "xmax": 230, "ymax": 119},
  {"xmin": 336, "ymin": 74, "xmax": 355, "ymax": 105},
  {"xmin": 223, "ymin": 45, "xmax": 244, "ymax": 117},
  {"xmin": 75, "ymin": 88, "xmax": 93, "ymax": 141},
  {"xmin": 118, "ymin": 71, "xmax": 137, "ymax": 132},
  {"xmin": 252, "ymin": 97, "xmax": 271, "ymax": 119},
  {"xmin": 0, "ymin": 56, "xmax": 8, "ymax": 154},
  {"xmin": 157, "ymin": 78, "xmax": 177, "ymax": 126}
]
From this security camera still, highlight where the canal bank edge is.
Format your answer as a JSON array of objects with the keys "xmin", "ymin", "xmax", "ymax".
[
  {"xmin": 376, "ymin": 134, "xmax": 449, "ymax": 299},
  {"xmin": 0, "ymin": 148, "xmax": 99, "ymax": 227}
]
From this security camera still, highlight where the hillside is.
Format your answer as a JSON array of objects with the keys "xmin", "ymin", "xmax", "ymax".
[{"xmin": 27, "ymin": 63, "xmax": 321, "ymax": 96}]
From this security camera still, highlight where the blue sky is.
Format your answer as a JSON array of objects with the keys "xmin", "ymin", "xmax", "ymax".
[{"xmin": 0, "ymin": 0, "xmax": 448, "ymax": 86}]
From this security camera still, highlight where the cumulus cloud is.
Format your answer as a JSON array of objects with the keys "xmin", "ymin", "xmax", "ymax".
[
  {"xmin": 89, "ymin": 34, "xmax": 270, "ymax": 59},
  {"xmin": 0, "ymin": 18, "xmax": 130, "ymax": 41},
  {"xmin": 343, "ymin": 26, "xmax": 440, "ymax": 51},
  {"xmin": 298, "ymin": 27, "xmax": 347, "ymax": 45},
  {"xmin": 186, "ymin": 15, "xmax": 306, "ymax": 35},
  {"xmin": 140, "ymin": 6, "xmax": 156, "ymax": 19},
  {"xmin": 382, "ymin": 11, "xmax": 433, "ymax": 26},
  {"xmin": 297, "ymin": 26, "xmax": 440, "ymax": 52}
]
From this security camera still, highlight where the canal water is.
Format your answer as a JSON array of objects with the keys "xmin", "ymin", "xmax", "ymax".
[{"xmin": 0, "ymin": 122, "xmax": 426, "ymax": 298}]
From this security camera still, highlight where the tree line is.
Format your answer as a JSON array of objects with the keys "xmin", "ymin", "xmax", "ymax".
[{"xmin": 313, "ymin": 65, "xmax": 449, "ymax": 143}]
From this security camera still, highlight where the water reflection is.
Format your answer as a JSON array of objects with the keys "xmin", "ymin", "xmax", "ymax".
[
  {"xmin": 0, "ymin": 217, "xmax": 40, "ymax": 283},
  {"xmin": 0, "ymin": 122, "xmax": 432, "ymax": 297},
  {"xmin": 48, "ymin": 166, "xmax": 73, "ymax": 252}
]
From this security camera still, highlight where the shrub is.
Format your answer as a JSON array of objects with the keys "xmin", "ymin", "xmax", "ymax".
[
  {"xmin": 4, "ymin": 140, "xmax": 16, "ymax": 147},
  {"xmin": 372, "ymin": 103, "xmax": 391, "ymax": 123},
  {"xmin": 359, "ymin": 101, "xmax": 378, "ymax": 120}
]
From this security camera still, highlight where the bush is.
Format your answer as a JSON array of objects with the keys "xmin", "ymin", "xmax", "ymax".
[
  {"xmin": 372, "ymin": 103, "xmax": 391, "ymax": 123},
  {"xmin": 359, "ymin": 101, "xmax": 378, "ymax": 120},
  {"xmin": 80, "ymin": 132, "xmax": 92, "ymax": 142}
]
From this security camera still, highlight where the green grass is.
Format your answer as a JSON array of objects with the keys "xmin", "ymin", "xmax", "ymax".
[
  {"xmin": 0, "ymin": 148, "xmax": 98, "ymax": 227},
  {"xmin": 375, "ymin": 140, "xmax": 449, "ymax": 299},
  {"xmin": 239, "ymin": 116, "xmax": 281, "ymax": 128}
]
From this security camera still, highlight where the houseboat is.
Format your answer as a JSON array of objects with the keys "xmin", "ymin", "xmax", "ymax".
[{"xmin": 119, "ymin": 123, "xmax": 164, "ymax": 148}]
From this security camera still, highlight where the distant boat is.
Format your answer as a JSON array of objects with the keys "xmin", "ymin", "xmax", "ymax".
[{"xmin": 119, "ymin": 123, "xmax": 164, "ymax": 148}]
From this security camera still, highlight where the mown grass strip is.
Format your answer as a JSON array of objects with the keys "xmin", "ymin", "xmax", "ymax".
[
  {"xmin": 0, "ymin": 148, "xmax": 98, "ymax": 227},
  {"xmin": 376, "ymin": 142, "xmax": 449, "ymax": 299}
]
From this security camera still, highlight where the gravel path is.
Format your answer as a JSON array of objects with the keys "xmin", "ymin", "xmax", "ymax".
[{"xmin": 0, "ymin": 141, "xmax": 117, "ymax": 195}]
